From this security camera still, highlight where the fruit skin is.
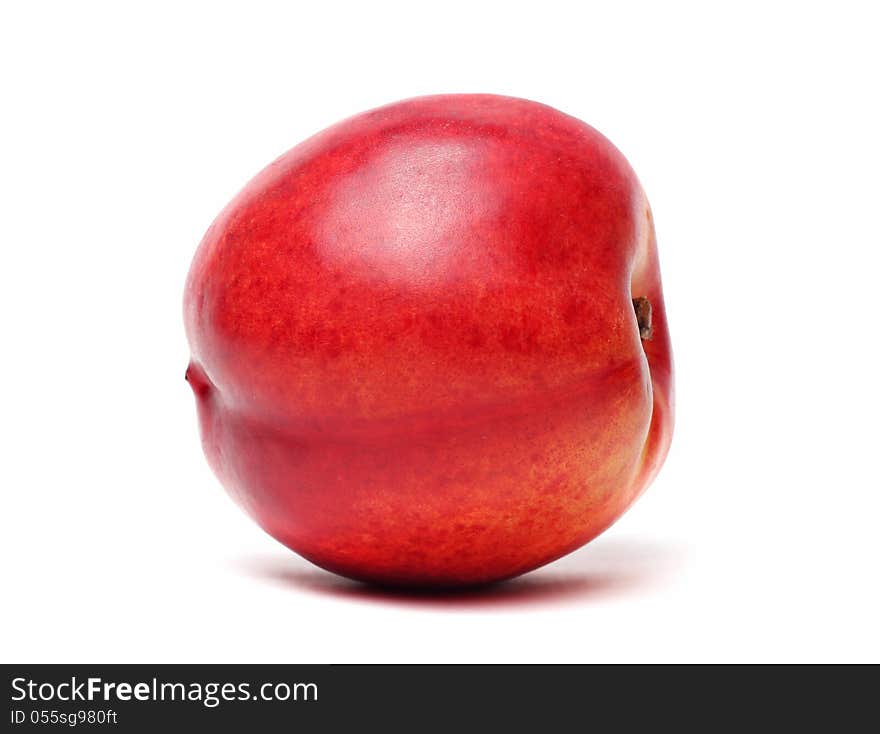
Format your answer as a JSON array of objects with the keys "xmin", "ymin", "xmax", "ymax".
[{"xmin": 184, "ymin": 94, "xmax": 673, "ymax": 586}]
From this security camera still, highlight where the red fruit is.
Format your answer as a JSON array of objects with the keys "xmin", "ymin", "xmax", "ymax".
[{"xmin": 184, "ymin": 94, "xmax": 673, "ymax": 586}]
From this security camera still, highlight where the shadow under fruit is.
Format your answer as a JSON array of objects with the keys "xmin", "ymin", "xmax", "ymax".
[{"xmin": 184, "ymin": 94, "xmax": 674, "ymax": 587}]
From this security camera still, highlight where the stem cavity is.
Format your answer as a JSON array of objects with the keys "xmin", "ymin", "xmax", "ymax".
[{"xmin": 632, "ymin": 297, "xmax": 653, "ymax": 340}]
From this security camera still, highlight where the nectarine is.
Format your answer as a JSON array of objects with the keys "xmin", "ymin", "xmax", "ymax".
[{"xmin": 184, "ymin": 95, "xmax": 673, "ymax": 586}]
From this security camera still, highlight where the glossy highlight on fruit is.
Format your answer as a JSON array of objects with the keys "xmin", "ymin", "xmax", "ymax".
[{"xmin": 184, "ymin": 94, "xmax": 674, "ymax": 586}]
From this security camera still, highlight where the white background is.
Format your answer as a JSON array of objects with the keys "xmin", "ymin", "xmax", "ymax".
[{"xmin": 2, "ymin": 2, "xmax": 878, "ymax": 663}]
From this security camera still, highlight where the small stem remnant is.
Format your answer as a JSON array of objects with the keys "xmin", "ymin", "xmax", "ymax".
[{"xmin": 632, "ymin": 297, "xmax": 653, "ymax": 340}]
